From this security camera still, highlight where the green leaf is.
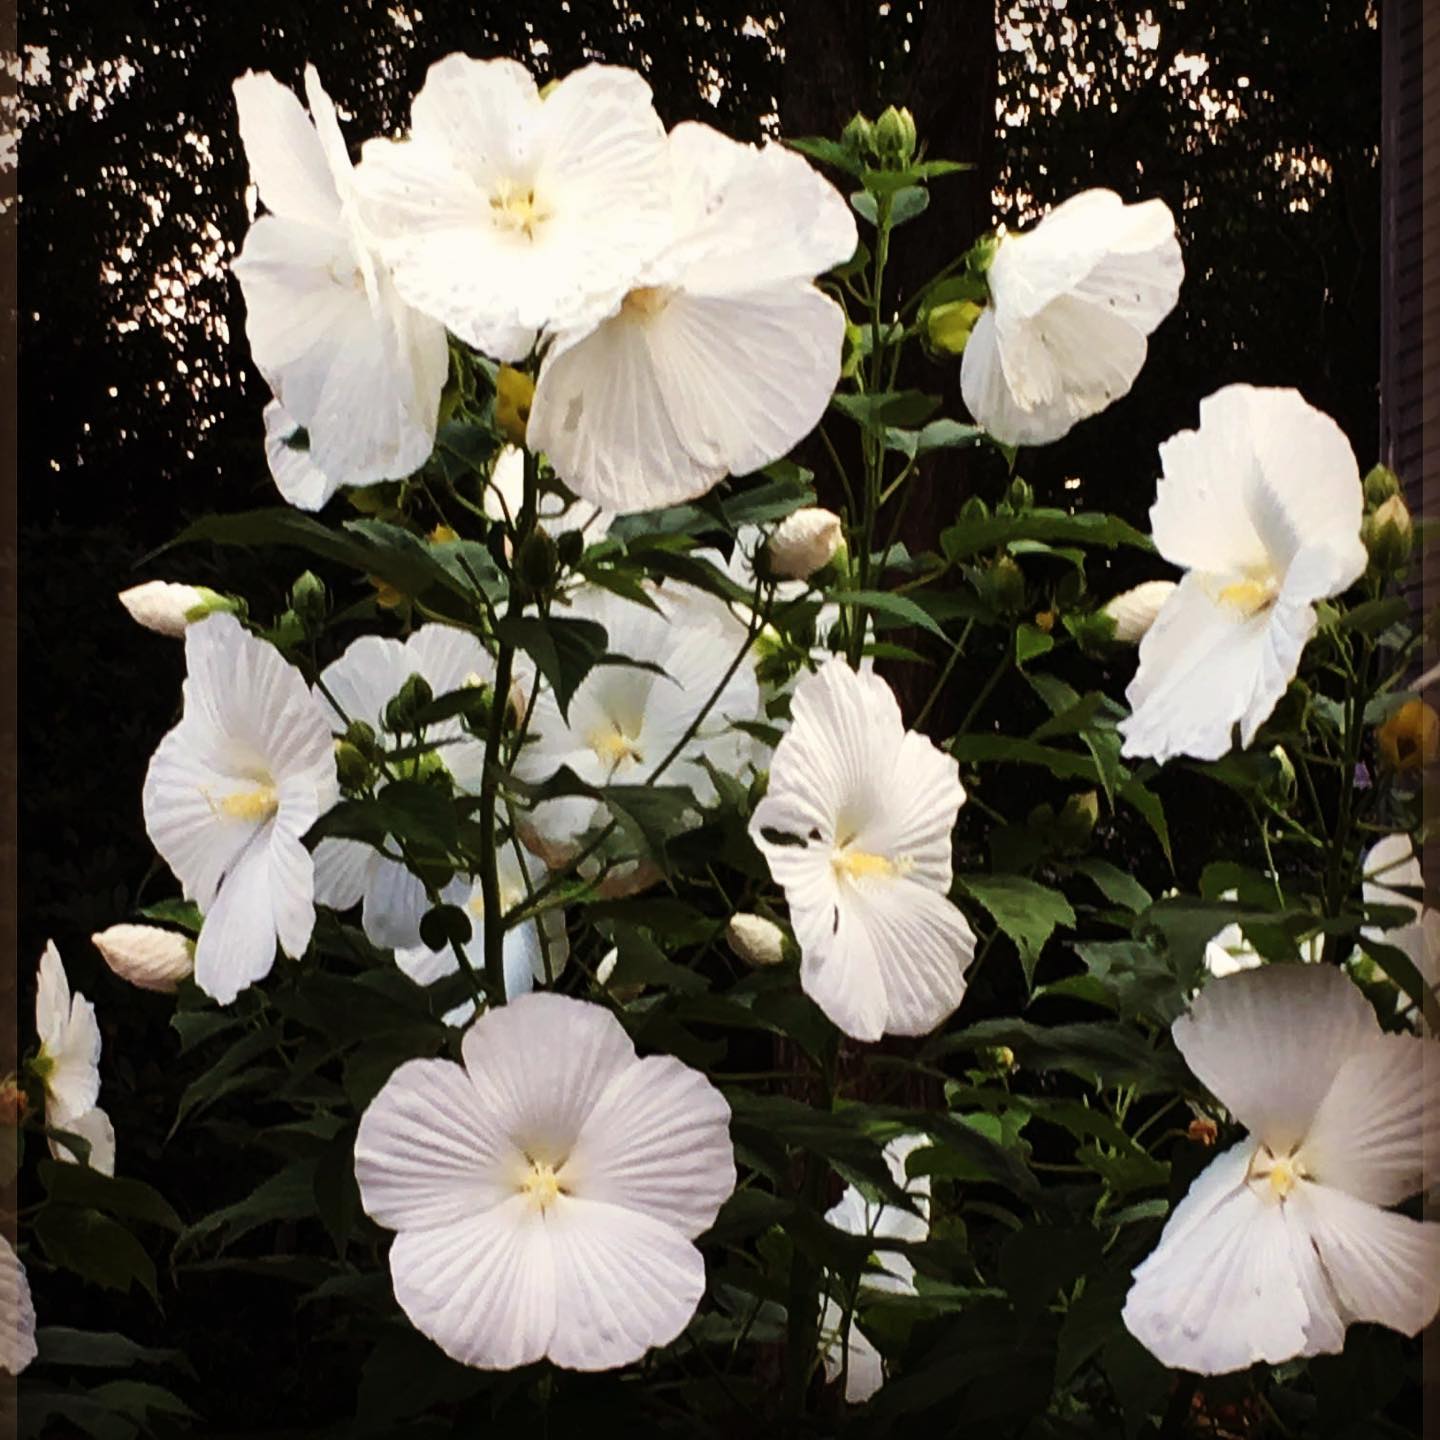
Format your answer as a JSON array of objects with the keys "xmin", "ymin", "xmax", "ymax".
[
  {"xmin": 35, "ymin": 1327, "xmax": 192, "ymax": 1374},
  {"xmin": 88, "ymin": 1380, "xmax": 198, "ymax": 1423},
  {"xmin": 1339, "ymin": 596, "xmax": 1410, "ymax": 634},
  {"xmin": 495, "ymin": 614, "xmax": 608, "ymax": 721},
  {"xmin": 39, "ymin": 1162, "xmax": 182, "ymax": 1231},
  {"xmin": 828, "ymin": 589, "xmax": 946, "ymax": 639},
  {"xmin": 958, "ymin": 874, "xmax": 1075, "ymax": 983},
  {"xmin": 861, "ymin": 159, "xmax": 973, "ymax": 193},
  {"xmin": 830, "ymin": 389, "xmax": 941, "ymax": 434},
  {"xmin": 136, "ymin": 898, "xmax": 203, "ymax": 933},
  {"xmin": 850, "ymin": 188, "xmax": 878, "ymax": 225},
  {"xmin": 940, "ymin": 507, "xmax": 1152, "ymax": 563},
  {"xmin": 310, "ymin": 780, "xmax": 458, "ymax": 854},
  {"xmin": 1359, "ymin": 935, "xmax": 1440, "ymax": 1033},
  {"xmin": 1000, "ymin": 1225, "xmax": 1103, "ymax": 1321},
  {"xmin": 889, "ymin": 184, "xmax": 930, "ymax": 226},
  {"xmin": 883, "ymin": 418, "xmax": 985, "ymax": 460},
  {"xmin": 1072, "ymin": 859, "xmax": 1151, "ymax": 913},
  {"xmin": 34, "ymin": 1207, "xmax": 158, "ymax": 1299},
  {"xmin": 178, "ymin": 1159, "xmax": 319, "ymax": 1255},
  {"xmin": 784, "ymin": 135, "xmax": 865, "ymax": 177},
  {"xmin": 951, "ymin": 733, "xmax": 1101, "ymax": 782},
  {"xmin": 1118, "ymin": 777, "xmax": 1171, "ymax": 867},
  {"xmin": 1014, "ymin": 623, "xmax": 1054, "ymax": 666}
]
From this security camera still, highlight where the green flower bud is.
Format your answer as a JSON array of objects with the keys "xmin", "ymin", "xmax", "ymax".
[
  {"xmin": 1363, "ymin": 463, "xmax": 1402, "ymax": 507},
  {"xmin": 987, "ymin": 555, "xmax": 1027, "ymax": 613},
  {"xmin": 1364, "ymin": 493, "xmax": 1414, "ymax": 572},
  {"xmin": 957, "ymin": 494, "xmax": 990, "ymax": 526},
  {"xmin": 840, "ymin": 112, "xmax": 876, "ymax": 159},
  {"xmin": 1056, "ymin": 789, "xmax": 1100, "ymax": 849},
  {"xmin": 1264, "ymin": 744, "xmax": 1297, "ymax": 803},
  {"xmin": 384, "ymin": 673, "xmax": 434, "ymax": 733},
  {"xmin": 1004, "ymin": 477, "xmax": 1034, "ymax": 513},
  {"xmin": 514, "ymin": 527, "xmax": 560, "ymax": 594},
  {"xmin": 874, "ymin": 105, "xmax": 917, "ymax": 164},
  {"xmin": 555, "ymin": 528, "xmax": 585, "ymax": 570},
  {"xmin": 334, "ymin": 739, "xmax": 372, "ymax": 791},
  {"xmin": 290, "ymin": 570, "xmax": 327, "ymax": 627},
  {"xmin": 925, "ymin": 299, "xmax": 983, "ymax": 355},
  {"xmin": 344, "ymin": 719, "xmax": 378, "ymax": 756}
]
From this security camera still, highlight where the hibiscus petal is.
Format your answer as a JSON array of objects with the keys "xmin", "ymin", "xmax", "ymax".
[
  {"xmin": 312, "ymin": 837, "xmax": 374, "ymax": 911},
  {"xmin": 49, "ymin": 1105, "xmax": 116, "ymax": 1177},
  {"xmin": 362, "ymin": 854, "xmax": 431, "ymax": 952},
  {"xmin": 193, "ymin": 833, "xmax": 280, "ymax": 1004},
  {"xmin": 0, "ymin": 1236, "xmax": 37, "ymax": 1376},
  {"xmin": 232, "ymin": 69, "xmax": 340, "ymax": 227},
  {"xmin": 264, "ymin": 399, "xmax": 340, "ymax": 511}
]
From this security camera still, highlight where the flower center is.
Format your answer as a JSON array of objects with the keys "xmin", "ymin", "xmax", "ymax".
[
  {"xmin": 521, "ymin": 1160, "xmax": 564, "ymax": 1211},
  {"xmin": 1249, "ymin": 1145, "xmax": 1307, "ymax": 1201},
  {"xmin": 622, "ymin": 286, "xmax": 673, "ymax": 321},
  {"xmin": 590, "ymin": 726, "xmax": 644, "ymax": 770},
  {"xmin": 1216, "ymin": 572, "xmax": 1280, "ymax": 617},
  {"xmin": 219, "ymin": 782, "xmax": 279, "ymax": 824},
  {"xmin": 490, "ymin": 180, "xmax": 550, "ymax": 240},
  {"xmin": 832, "ymin": 847, "xmax": 899, "ymax": 881}
]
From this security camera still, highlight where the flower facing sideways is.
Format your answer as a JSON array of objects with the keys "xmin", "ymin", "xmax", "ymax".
[
  {"xmin": 356, "ymin": 56, "xmax": 670, "ymax": 362},
  {"xmin": 528, "ymin": 121, "xmax": 856, "ymax": 513},
  {"xmin": 1123, "ymin": 965, "xmax": 1440, "ymax": 1374},
  {"xmin": 749, "ymin": 658, "xmax": 975, "ymax": 1042},
  {"xmin": 143, "ymin": 614, "xmax": 339, "ymax": 1005},
  {"xmin": 34, "ymin": 942, "xmax": 114, "ymax": 1176},
  {"xmin": 961, "ymin": 188, "xmax": 1182, "ymax": 447},
  {"xmin": 819, "ymin": 1134, "xmax": 932, "ymax": 1403},
  {"xmin": 1119, "ymin": 386, "xmax": 1367, "ymax": 763},
  {"xmin": 354, "ymin": 992, "xmax": 735, "ymax": 1370},
  {"xmin": 231, "ymin": 67, "xmax": 448, "ymax": 503}
]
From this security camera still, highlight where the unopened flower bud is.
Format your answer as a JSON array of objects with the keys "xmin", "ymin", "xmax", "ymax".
[
  {"xmin": 725, "ymin": 913, "xmax": 787, "ymax": 967},
  {"xmin": 1004, "ymin": 477, "xmax": 1034, "ymax": 513},
  {"xmin": 1100, "ymin": 579, "xmax": 1176, "ymax": 643},
  {"xmin": 1187, "ymin": 1116, "xmax": 1218, "ymax": 1147},
  {"xmin": 874, "ymin": 105, "xmax": 917, "ymax": 164},
  {"xmin": 514, "ymin": 527, "xmax": 560, "ymax": 594},
  {"xmin": 1265, "ymin": 744, "xmax": 1297, "ymax": 802},
  {"xmin": 119, "ymin": 581, "xmax": 233, "ymax": 637},
  {"xmin": 384, "ymin": 673, "xmax": 434, "ymax": 733},
  {"xmin": 1363, "ymin": 463, "xmax": 1402, "ymax": 507},
  {"xmin": 988, "ymin": 555, "xmax": 1027, "ymax": 613},
  {"xmin": 495, "ymin": 365, "xmax": 535, "ymax": 447},
  {"xmin": 290, "ymin": 570, "xmax": 327, "ymax": 627},
  {"xmin": 766, "ymin": 508, "xmax": 844, "ymax": 581},
  {"xmin": 978, "ymin": 1045, "xmax": 1016, "ymax": 1074},
  {"xmin": 1377, "ymin": 698, "xmax": 1440, "ymax": 773},
  {"xmin": 1056, "ymin": 790, "xmax": 1100, "ymax": 849},
  {"xmin": 334, "ymin": 739, "xmax": 371, "ymax": 790},
  {"xmin": 1364, "ymin": 494, "xmax": 1413, "ymax": 571},
  {"xmin": 926, "ymin": 299, "xmax": 983, "ymax": 355},
  {"xmin": 840, "ymin": 113, "xmax": 876, "ymax": 159},
  {"xmin": 957, "ymin": 495, "xmax": 990, "ymax": 526},
  {"xmin": 91, "ymin": 923, "xmax": 194, "ymax": 993}
]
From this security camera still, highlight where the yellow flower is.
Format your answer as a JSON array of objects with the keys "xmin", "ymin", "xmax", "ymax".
[
  {"xmin": 1377, "ymin": 698, "xmax": 1440, "ymax": 772},
  {"xmin": 428, "ymin": 523, "xmax": 458, "ymax": 544},
  {"xmin": 368, "ymin": 575, "xmax": 406, "ymax": 609},
  {"xmin": 495, "ymin": 365, "xmax": 535, "ymax": 446}
]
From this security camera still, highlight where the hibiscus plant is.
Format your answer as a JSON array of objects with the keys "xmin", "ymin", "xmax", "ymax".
[{"xmin": 15, "ymin": 55, "xmax": 1436, "ymax": 1440}]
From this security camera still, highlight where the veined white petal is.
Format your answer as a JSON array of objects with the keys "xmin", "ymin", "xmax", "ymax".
[
  {"xmin": 1172, "ymin": 965, "xmax": 1377, "ymax": 1157},
  {"xmin": 232, "ymin": 69, "xmax": 340, "ymax": 228},
  {"xmin": 49, "ymin": 1105, "xmax": 116, "ymax": 1177},
  {"xmin": 193, "ymin": 833, "xmax": 281, "ymax": 1005},
  {"xmin": 264, "ymin": 399, "xmax": 340, "ymax": 510},
  {"xmin": 1362, "ymin": 833, "xmax": 1440, "ymax": 1005},
  {"xmin": 362, "ymin": 855, "xmax": 431, "ymax": 953},
  {"xmin": 561, "ymin": 1054, "xmax": 734, "ymax": 1237},
  {"xmin": 543, "ymin": 1197, "xmax": 707, "ymax": 1370},
  {"xmin": 91, "ymin": 924, "xmax": 193, "ymax": 993},
  {"xmin": 35, "ymin": 942, "xmax": 101, "ymax": 1121},
  {"xmin": 0, "ymin": 1236, "xmax": 36, "ymax": 1375},
  {"xmin": 312, "ymin": 837, "xmax": 374, "ymax": 912}
]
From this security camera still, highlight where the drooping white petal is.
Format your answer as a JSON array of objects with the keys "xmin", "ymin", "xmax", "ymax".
[
  {"xmin": 0, "ymin": 1236, "xmax": 37, "ymax": 1375},
  {"xmin": 819, "ymin": 1295, "xmax": 885, "ymax": 1403},
  {"xmin": 193, "ymin": 833, "xmax": 283, "ymax": 1006},
  {"xmin": 1172, "ymin": 965, "xmax": 1377, "ymax": 1157},
  {"xmin": 561, "ymin": 1055, "xmax": 734, "ymax": 1237},
  {"xmin": 35, "ymin": 942, "xmax": 100, "ymax": 1122},
  {"xmin": 543, "ymin": 1196, "xmax": 708, "ymax": 1370},
  {"xmin": 312, "ymin": 837, "xmax": 373, "ymax": 911},
  {"xmin": 264, "ymin": 399, "xmax": 339, "ymax": 511},
  {"xmin": 362, "ymin": 855, "xmax": 431, "ymax": 953},
  {"xmin": 49, "ymin": 1105, "xmax": 116, "ymax": 1177}
]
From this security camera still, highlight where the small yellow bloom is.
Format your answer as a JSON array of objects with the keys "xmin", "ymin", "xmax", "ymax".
[
  {"xmin": 368, "ymin": 575, "xmax": 406, "ymax": 610},
  {"xmin": 495, "ymin": 365, "xmax": 535, "ymax": 447},
  {"xmin": 1377, "ymin": 698, "xmax": 1440, "ymax": 772},
  {"xmin": 428, "ymin": 523, "xmax": 458, "ymax": 544},
  {"xmin": 1033, "ymin": 609, "xmax": 1056, "ymax": 633}
]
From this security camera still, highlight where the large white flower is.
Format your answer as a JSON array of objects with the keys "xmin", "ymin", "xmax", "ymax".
[
  {"xmin": 961, "ymin": 188, "xmax": 1181, "ymax": 447},
  {"xmin": 1123, "ymin": 965, "xmax": 1440, "ymax": 1374},
  {"xmin": 232, "ymin": 67, "xmax": 448, "ymax": 500},
  {"xmin": 0, "ymin": 1236, "xmax": 36, "ymax": 1375},
  {"xmin": 528, "ymin": 121, "xmax": 856, "ymax": 513},
  {"xmin": 35, "ymin": 941, "xmax": 114, "ymax": 1176},
  {"xmin": 819, "ymin": 1134, "xmax": 932, "ymax": 1403},
  {"xmin": 355, "ymin": 56, "xmax": 670, "ymax": 361},
  {"xmin": 1119, "ymin": 386, "xmax": 1367, "ymax": 763},
  {"xmin": 394, "ymin": 843, "xmax": 568, "ymax": 1025},
  {"xmin": 354, "ymin": 991, "xmax": 735, "ymax": 1370},
  {"xmin": 313, "ymin": 624, "xmax": 496, "ymax": 952},
  {"xmin": 1362, "ymin": 833, "xmax": 1440, "ymax": 1023},
  {"xmin": 143, "ymin": 614, "xmax": 339, "ymax": 1004},
  {"xmin": 749, "ymin": 659, "xmax": 974, "ymax": 1041},
  {"xmin": 512, "ymin": 583, "xmax": 761, "ymax": 865}
]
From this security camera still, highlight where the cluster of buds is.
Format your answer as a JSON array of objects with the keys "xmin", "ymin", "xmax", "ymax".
[
  {"xmin": 840, "ymin": 105, "xmax": 918, "ymax": 167},
  {"xmin": 1361, "ymin": 464, "xmax": 1414, "ymax": 574}
]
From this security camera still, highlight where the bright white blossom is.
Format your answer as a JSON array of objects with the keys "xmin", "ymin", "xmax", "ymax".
[
  {"xmin": 1119, "ymin": 386, "xmax": 1367, "ymax": 763},
  {"xmin": 394, "ymin": 844, "xmax": 568, "ymax": 1026},
  {"xmin": 143, "ymin": 614, "xmax": 338, "ymax": 1004},
  {"xmin": 765, "ymin": 507, "xmax": 843, "ymax": 581},
  {"xmin": 819, "ymin": 1134, "xmax": 932, "ymax": 1403},
  {"xmin": 513, "ymin": 583, "xmax": 761, "ymax": 865},
  {"xmin": 35, "ymin": 942, "xmax": 114, "ymax": 1176},
  {"xmin": 263, "ymin": 399, "xmax": 334, "ymax": 511},
  {"xmin": 1100, "ymin": 579, "xmax": 1175, "ymax": 644},
  {"xmin": 725, "ymin": 913, "xmax": 786, "ymax": 967},
  {"xmin": 356, "ymin": 56, "xmax": 669, "ymax": 361},
  {"xmin": 232, "ymin": 67, "xmax": 448, "ymax": 500},
  {"xmin": 119, "ymin": 580, "xmax": 231, "ymax": 638},
  {"xmin": 0, "ymin": 1236, "xmax": 36, "ymax": 1375},
  {"xmin": 1123, "ymin": 965, "xmax": 1440, "ymax": 1374},
  {"xmin": 92, "ymin": 924, "xmax": 195, "ymax": 993},
  {"xmin": 485, "ymin": 445, "xmax": 611, "ymax": 542},
  {"xmin": 529, "ymin": 121, "xmax": 856, "ymax": 513},
  {"xmin": 961, "ymin": 189, "xmax": 1181, "ymax": 446},
  {"xmin": 1362, "ymin": 834, "xmax": 1440, "ymax": 1022},
  {"xmin": 749, "ymin": 659, "xmax": 975, "ymax": 1041},
  {"xmin": 313, "ymin": 624, "xmax": 497, "ymax": 952},
  {"xmin": 354, "ymin": 992, "xmax": 735, "ymax": 1370}
]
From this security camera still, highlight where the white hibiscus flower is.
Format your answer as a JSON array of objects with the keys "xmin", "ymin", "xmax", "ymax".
[
  {"xmin": 355, "ymin": 56, "xmax": 670, "ymax": 362},
  {"xmin": 34, "ymin": 941, "xmax": 114, "ymax": 1176},
  {"xmin": 748, "ymin": 659, "xmax": 975, "ymax": 1042},
  {"xmin": 232, "ymin": 67, "xmax": 448, "ymax": 501},
  {"xmin": 819, "ymin": 1134, "xmax": 932, "ymax": 1403},
  {"xmin": 1362, "ymin": 833, "xmax": 1440, "ymax": 1025},
  {"xmin": 354, "ymin": 991, "xmax": 736, "ymax": 1370},
  {"xmin": 961, "ymin": 188, "xmax": 1182, "ymax": 446},
  {"xmin": 312, "ymin": 624, "xmax": 496, "ymax": 952},
  {"xmin": 1118, "ymin": 386, "xmax": 1367, "ymax": 763},
  {"xmin": 512, "ymin": 583, "xmax": 761, "ymax": 866},
  {"xmin": 1123, "ymin": 965, "xmax": 1440, "ymax": 1374},
  {"xmin": 528, "ymin": 121, "xmax": 856, "ymax": 513},
  {"xmin": 143, "ymin": 614, "xmax": 339, "ymax": 1004},
  {"xmin": 394, "ymin": 842, "xmax": 569, "ymax": 1026},
  {"xmin": 0, "ymin": 1236, "xmax": 36, "ymax": 1375}
]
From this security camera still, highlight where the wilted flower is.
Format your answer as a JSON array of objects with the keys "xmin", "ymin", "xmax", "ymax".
[
  {"xmin": 749, "ymin": 659, "xmax": 975, "ymax": 1041},
  {"xmin": 34, "ymin": 942, "xmax": 114, "ymax": 1175},
  {"xmin": 356, "ymin": 56, "xmax": 670, "ymax": 361},
  {"xmin": 1119, "ymin": 386, "xmax": 1367, "ymax": 763},
  {"xmin": 529, "ymin": 121, "xmax": 856, "ymax": 512},
  {"xmin": 143, "ymin": 614, "xmax": 338, "ymax": 1004},
  {"xmin": 725, "ymin": 913, "xmax": 786, "ymax": 967},
  {"xmin": 91, "ymin": 924, "xmax": 195, "ymax": 993},
  {"xmin": 0, "ymin": 1236, "xmax": 36, "ymax": 1375},
  {"xmin": 1123, "ymin": 966, "xmax": 1440, "ymax": 1373},
  {"xmin": 765, "ymin": 508, "xmax": 843, "ymax": 581},
  {"xmin": 354, "ymin": 992, "xmax": 735, "ymax": 1369},
  {"xmin": 1099, "ymin": 579, "xmax": 1175, "ymax": 644},
  {"xmin": 961, "ymin": 189, "xmax": 1182, "ymax": 446},
  {"xmin": 119, "ymin": 580, "xmax": 230, "ymax": 638},
  {"xmin": 232, "ymin": 67, "xmax": 448, "ymax": 499}
]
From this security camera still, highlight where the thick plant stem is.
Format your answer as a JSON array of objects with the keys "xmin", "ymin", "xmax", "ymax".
[
  {"xmin": 783, "ymin": 1152, "xmax": 825, "ymax": 1419},
  {"xmin": 477, "ymin": 445, "xmax": 539, "ymax": 1005}
]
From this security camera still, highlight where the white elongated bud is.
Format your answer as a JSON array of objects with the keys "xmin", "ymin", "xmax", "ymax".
[
  {"xmin": 118, "ymin": 581, "xmax": 229, "ymax": 637},
  {"xmin": 766, "ymin": 508, "xmax": 844, "ymax": 581},
  {"xmin": 595, "ymin": 947, "xmax": 619, "ymax": 986},
  {"xmin": 1101, "ymin": 580, "xmax": 1176, "ymax": 643},
  {"xmin": 726, "ymin": 913, "xmax": 786, "ymax": 967},
  {"xmin": 92, "ymin": 924, "xmax": 194, "ymax": 992}
]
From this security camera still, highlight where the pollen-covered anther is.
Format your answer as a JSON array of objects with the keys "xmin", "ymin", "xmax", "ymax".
[
  {"xmin": 490, "ymin": 182, "xmax": 550, "ymax": 239},
  {"xmin": 219, "ymin": 783, "xmax": 280, "ymax": 823},
  {"xmin": 831, "ymin": 847, "xmax": 903, "ymax": 881},
  {"xmin": 1250, "ymin": 1146, "xmax": 1307, "ymax": 1200},
  {"xmin": 521, "ymin": 1160, "xmax": 564, "ymax": 1211},
  {"xmin": 590, "ymin": 727, "xmax": 644, "ymax": 768},
  {"xmin": 621, "ymin": 285, "xmax": 673, "ymax": 321},
  {"xmin": 1216, "ymin": 572, "xmax": 1280, "ymax": 617}
]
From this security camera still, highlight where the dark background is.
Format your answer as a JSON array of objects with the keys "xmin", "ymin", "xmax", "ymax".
[{"xmin": 18, "ymin": 0, "xmax": 1383, "ymax": 1425}]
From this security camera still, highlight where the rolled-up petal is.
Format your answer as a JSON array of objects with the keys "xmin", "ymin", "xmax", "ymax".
[
  {"xmin": 1099, "ymin": 579, "xmax": 1175, "ymax": 644},
  {"xmin": 91, "ymin": 924, "xmax": 194, "ymax": 993},
  {"xmin": 766, "ymin": 508, "xmax": 843, "ymax": 581},
  {"xmin": 118, "ymin": 580, "xmax": 216, "ymax": 638}
]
